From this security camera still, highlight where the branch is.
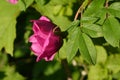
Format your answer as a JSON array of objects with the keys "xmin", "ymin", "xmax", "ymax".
[
  {"xmin": 74, "ymin": 0, "xmax": 91, "ymax": 20},
  {"xmin": 105, "ymin": 0, "xmax": 109, "ymax": 18}
]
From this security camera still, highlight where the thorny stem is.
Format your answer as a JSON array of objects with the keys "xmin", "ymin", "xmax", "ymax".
[
  {"xmin": 61, "ymin": 59, "xmax": 72, "ymax": 80},
  {"xmin": 74, "ymin": 0, "xmax": 91, "ymax": 20}
]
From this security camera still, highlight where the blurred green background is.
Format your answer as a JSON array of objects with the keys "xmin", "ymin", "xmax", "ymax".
[{"xmin": 0, "ymin": 0, "xmax": 120, "ymax": 80}]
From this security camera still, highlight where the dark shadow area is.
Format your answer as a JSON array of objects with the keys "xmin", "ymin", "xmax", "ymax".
[
  {"xmin": 0, "ymin": 71, "xmax": 6, "ymax": 79},
  {"xmin": 12, "ymin": 7, "xmax": 41, "ymax": 79}
]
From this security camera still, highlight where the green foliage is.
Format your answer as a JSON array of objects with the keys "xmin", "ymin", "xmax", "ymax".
[
  {"xmin": 3, "ymin": 66, "xmax": 25, "ymax": 80},
  {"xmin": 106, "ymin": 54, "xmax": 120, "ymax": 73},
  {"xmin": 108, "ymin": 2, "xmax": 120, "ymax": 18},
  {"xmin": 33, "ymin": 0, "xmax": 73, "ymax": 30},
  {"xmin": 81, "ymin": 24, "xmax": 103, "ymax": 38},
  {"xmin": 103, "ymin": 16, "xmax": 120, "ymax": 47},
  {"xmin": 66, "ymin": 27, "xmax": 80, "ymax": 62},
  {"xmin": 0, "ymin": 0, "xmax": 120, "ymax": 80},
  {"xmin": 0, "ymin": 0, "xmax": 20, "ymax": 55},
  {"xmin": 88, "ymin": 64, "xmax": 108, "ymax": 80},
  {"xmin": 0, "ymin": 53, "xmax": 25, "ymax": 80},
  {"xmin": 58, "ymin": 39, "xmax": 67, "ymax": 59},
  {"xmin": 113, "ymin": 72, "xmax": 120, "ymax": 80},
  {"xmin": 79, "ymin": 33, "xmax": 97, "ymax": 64},
  {"xmin": 95, "ymin": 46, "xmax": 107, "ymax": 64},
  {"xmin": 18, "ymin": 0, "xmax": 34, "ymax": 11},
  {"xmin": 65, "ymin": 20, "xmax": 80, "ymax": 62},
  {"xmin": 83, "ymin": 0, "xmax": 106, "ymax": 17}
]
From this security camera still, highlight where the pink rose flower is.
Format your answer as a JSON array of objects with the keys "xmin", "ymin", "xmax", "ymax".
[
  {"xmin": 29, "ymin": 16, "xmax": 63, "ymax": 62},
  {"xmin": 7, "ymin": 0, "xmax": 18, "ymax": 4}
]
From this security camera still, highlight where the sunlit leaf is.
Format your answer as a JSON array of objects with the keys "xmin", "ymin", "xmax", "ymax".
[
  {"xmin": 66, "ymin": 20, "xmax": 97, "ymax": 64},
  {"xmin": 83, "ymin": 0, "xmax": 107, "ymax": 25},
  {"xmin": 106, "ymin": 54, "xmax": 120, "ymax": 73},
  {"xmin": 88, "ymin": 64, "xmax": 108, "ymax": 80},
  {"xmin": 0, "ymin": 0, "xmax": 20, "ymax": 55},
  {"xmin": 107, "ymin": 8, "xmax": 120, "ymax": 19},
  {"xmin": 79, "ymin": 33, "xmax": 97, "ymax": 64},
  {"xmin": 81, "ymin": 17, "xmax": 98, "ymax": 24},
  {"xmin": 66, "ymin": 27, "xmax": 80, "ymax": 62},
  {"xmin": 59, "ymin": 20, "xmax": 80, "ymax": 59},
  {"xmin": 95, "ymin": 46, "xmax": 107, "ymax": 64},
  {"xmin": 107, "ymin": 2, "xmax": 120, "ymax": 18},
  {"xmin": 81, "ymin": 24, "xmax": 103, "ymax": 38},
  {"xmin": 109, "ymin": 2, "xmax": 120, "ymax": 10},
  {"xmin": 95, "ymin": 8, "xmax": 107, "ymax": 25},
  {"xmin": 83, "ymin": 0, "xmax": 105, "ymax": 17},
  {"xmin": 18, "ymin": 0, "xmax": 34, "ymax": 10},
  {"xmin": 103, "ymin": 16, "xmax": 120, "ymax": 47}
]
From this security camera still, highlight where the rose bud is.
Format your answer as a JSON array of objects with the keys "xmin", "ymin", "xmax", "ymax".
[{"xmin": 29, "ymin": 16, "xmax": 63, "ymax": 62}]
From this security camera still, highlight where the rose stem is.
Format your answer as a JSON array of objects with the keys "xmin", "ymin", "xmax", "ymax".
[{"xmin": 74, "ymin": 0, "xmax": 91, "ymax": 20}]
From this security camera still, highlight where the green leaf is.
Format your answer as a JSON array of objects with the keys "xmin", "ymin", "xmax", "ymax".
[
  {"xmin": 66, "ymin": 20, "xmax": 97, "ymax": 64},
  {"xmin": 107, "ymin": 2, "xmax": 120, "ymax": 18},
  {"xmin": 66, "ymin": 27, "xmax": 80, "ymax": 62},
  {"xmin": 113, "ymin": 72, "xmax": 120, "ymax": 80},
  {"xmin": 66, "ymin": 20, "xmax": 80, "ymax": 32},
  {"xmin": 0, "ymin": 52, "xmax": 8, "ymax": 70},
  {"xmin": 81, "ymin": 17, "xmax": 98, "ymax": 24},
  {"xmin": 83, "ymin": 0, "xmax": 107, "ymax": 25},
  {"xmin": 103, "ymin": 16, "xmax": 120, "ymax": 47},
  {"xmin": 59, "ymin": 40, "xmax": 67, "ymax": 59},
  {"xmin": 95, "ymin": 46, "xmax": 107, "ymax": 64},
  {"xmin": 106, "ymin": 54, "xmax": 120, "ymax": 73},
  {"xmin": 3, "ymin": 66, "xmax": 25, "ymax": 80},
  {"xmin": 95, "ymin": 8, "xmax": 107, "ymax": 25},
  {"xmin": 79, "ymin": 33, "xmax": 97, "ymax": 64},
  {"xmin": 109, "ymin": 2, "xmax": 120, "ymax": 10},
  {"xmin": 107, "ymin": 8, "xmax": 120, "ymax": 19},
  {"xmin": 59, "ymin": 20, "xmax": 80, "ymax": 60},
  {"xmin": 0, "ymin": 0, "xmax": 20, "ymax": 55},
  {"xmin": 81, "ymin": 24, "xmax": 103, "ymax": 38},
  {"xmin": 83, "ymin": 0, "xmax": 105, "ymax": 17},
  {"xmin": 18, "ymin": 0, "xmax": 34, "ymax": 11},
  {"xmin": 88, "ymin": 64, "xmax": 108, "ymax": 80}
]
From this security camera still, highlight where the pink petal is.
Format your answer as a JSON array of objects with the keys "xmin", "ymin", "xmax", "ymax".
[
  {"xmin": 31, "ymin": 43, "xmax": 42, "ymax": 56},
  {"xmin": 32, "ymin": 22, "xmax": 41, "ymax": 33},
  {"xmin": 36, "ymin": 52, "xmax": 56, "ymax": 62},
  {"xmin": 32, "ymin": 20, "xmax": 54, "ymax": 36},
  {"xmin": 44, "ymin": 53, "xmax": 56, "ymax": 61},
  {"xmin": 35, "ymin": 36, "xmax": 46, "ymax": 47},
  {"xmin": 36, "ymin": 55, "xmax": 42, "ymax": 62},
  {"xmin": 29, "ymin": 35, "xmax": 37, "ymax": 43},
  {"xmin": 29, "ymin": 16, "xmax": 63, "ymax": 62},
  {"xmin": 7, "ymin": 0, "xmax": 18, "ymax": 4},
  {"xmin": 39, "ymin": 16, "xmax": 50, "ymax": 22}
]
